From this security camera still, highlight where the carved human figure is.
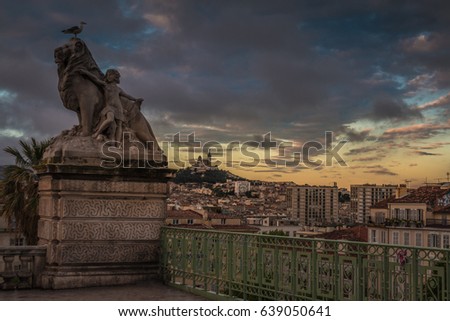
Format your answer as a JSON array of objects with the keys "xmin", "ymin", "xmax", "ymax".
[{"xmin": 80, "ymin": 68, "xmax": 143, "ymax": 142}]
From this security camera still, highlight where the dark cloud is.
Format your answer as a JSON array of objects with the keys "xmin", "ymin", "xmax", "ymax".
[
  {"xmin": 351, "ymin": 155, "xmax": 386, "ymax": 163},
  {"xmin": 369, "ymin": 97, "xmax": 423, "ymax": 122},
  {"xmin": 379, "ymin": 121, "xmax": 450, "ymax": 141},
  {"xmin": 340, "ymin": 126, "xmax": 376, "ymax": 142},
  {"xmin": 344, "ymin": 146, "xmax": 378, "ymax": 156},
  {"xmin": 413, "ymin": 151, "xmax": 442, "ymax": 156},
  {"xmin": 363, "ymin": 165, "xmax": 398, "ymax": 176},
  {"xmin": 1, "ymin": 0, "xmax": 450, "ymax": 165}
]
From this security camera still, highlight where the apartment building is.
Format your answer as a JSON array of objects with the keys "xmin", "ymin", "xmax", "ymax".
[
  {"xmin": 368, "ymin": 185, "xmax": 450, "ymax": 249},
  {"xmin": 287, "ymin": 184, "xmax": 338, "ymax": 226},
  {"xmin": 351, "ymin": 184, "xmax": 398, "ymax": 224}
]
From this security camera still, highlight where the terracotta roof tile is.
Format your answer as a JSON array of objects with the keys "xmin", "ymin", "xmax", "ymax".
[
  {"xmin": 371, "ymin": 196, "xmax": 396, "ymax": 209},
  {"xmin": 433, "ymin": 204, "xmax": 450, "ymax": 214},
  {"xmin": 314, "ymin": 226, "xmax": 368, "ymax": 242},
  {"xmin": 166, "ymin": 210, "xmax": 203, "ymax": 219},
  {"xmin": 208, "ymin": 213, "xmax": 238, "ymax": 219},
  {"xmin": 391, "ymin": 186, "xmax": 449, "ymax": 206}
]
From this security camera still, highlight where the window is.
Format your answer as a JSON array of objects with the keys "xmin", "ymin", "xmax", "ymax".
[
  {"xmin": 371, "ymin": 230, "xmax": 377, "ymax": 243},
  {"xmin": 221, "ymin": 218, "xmax": 226, "ymax": 225},
  {"xmin": 393, "ymin": 232, "xmax": 399, "ymax": 245},
  {"xmin": 443, "ymin": 235, "xmax": 450, "ymax": 249},
  {"xmin": 172, "ymin": 219, "xmax": 179, "ymax": 225},
  {"xmin": 405, "ymin": 209, "xmax": 411, "ymax": 220},
  {"xmin": 428, "ymin": 234, "xmax": 440, "ymax": 248},
  {"xmin": 416, "ymin": 233, "xmax": 422, "ymax": 247},
  {"xmin": 381, "ymin": 231, "xmax": 387, "ymax": 243},
  {"xmin": 417, "ymin": 209, "xmax": 423, "ymax": 221},
  {"xmin": 187, "ymin": 219, "xmax": 193, "ymax": 225},
  {"xmin": 375, "ymin": 212, "xmax": 385, "ymax": 224},
  {"xmin": 404, "ymin": 232, "xmax": 410, "ymax": 246}
]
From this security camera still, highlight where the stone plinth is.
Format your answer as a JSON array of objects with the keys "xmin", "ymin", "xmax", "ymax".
[{"xmin": 36, "ymin": 164, "xmax": 173, "ymax": 289}]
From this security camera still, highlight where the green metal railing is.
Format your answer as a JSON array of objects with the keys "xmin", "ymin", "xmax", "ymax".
[{"xmin": 161, "ymin": 227, "xmax": 450, "ymax": 300}]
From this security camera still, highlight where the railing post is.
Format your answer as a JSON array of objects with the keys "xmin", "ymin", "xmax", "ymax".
[
  {"xmin": 312, "ymin": 240, "xmax": 317, "ymax": 300},
  {"xmin": 227, "ymin": 233, "xmax": 233, "ymax": 297},
  {"xmin": 256, "ymin": 235, "xmax": 262, "ymax": 299},
  {"xmin": 214, "ymin": 233, "xmax": 220, "ymax": 294},
  {"xmin": 446, "ymin": 249, "xmax": 450, "ymax": 301},
  {"xmin": 411, "ymin": 248, "xmax": 418, "ymax": 301},
  {"xmin": 274, "ymin": 237, "xmax": 280, "ymax": 299},
  {"xmin": 203, "ymin": 231, "xmax": 208, "ymax": 291},
  {"xmin": 242, "ymin": 234, "xmax": 248, "ymax": 300},
  {"xmin": 17, "ymin": 255, "xmax": 33, "ymax": 289},
  {"xmin": 291, "ymin": 239, "xmax": 297, "ymax": 299},
  {"xmin": 357, "ymin": 243, "xmax": 364, "ymax": 300},
  {"xmin": 334, "ymin": 242, "xmax": 340, "ymax": 300},
  {"xmin": 182, "ymin": 231, "xmax": 187, "ymax": 287},
  {"xmin": 1, "ymin": 255, "xmax": 17, "ymax": 290},
  {"xmin": 383, "ymin": 246, "xmax": 390, "ymax": 300}
]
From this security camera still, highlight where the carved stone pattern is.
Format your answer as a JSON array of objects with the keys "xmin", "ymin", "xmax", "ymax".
[
  {"xmin": 60, "ymin": 180, "xmax": 167, "ymax": 194},
  {"xmin": 61, "ymin": 221, "xmax": 164, "ymax": 240},
  {"xmin": 53, "ymin": 221, "xmax": 59, "ymax": 240},
  {"xmin": 62, "ymin": 199, "xmax": 165, "ymax": 218},
  {"xmin": 60, "ymin": 243, "xmax": 159, "ymax": 264}
]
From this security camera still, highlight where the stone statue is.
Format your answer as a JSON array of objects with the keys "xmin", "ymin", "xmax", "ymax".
[
  {"xmin": 54, "ymin": 37, "xmax": 103, "ymax": 137},
  {"xmin": 79, "ymin": 68, "xmax": 143, "ymax": 142},
  {"xmin": 46, "ymin": 37, "xmax": 166, "ymax": 166}
]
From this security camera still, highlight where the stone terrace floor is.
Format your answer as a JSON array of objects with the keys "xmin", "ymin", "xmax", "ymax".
[{"xmin": 0, "ymin": 279, "xmax": 204, "ymax": 301}]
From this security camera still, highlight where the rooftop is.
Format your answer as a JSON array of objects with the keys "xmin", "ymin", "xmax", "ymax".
[
  {"xmin": 371, "ymin": 196, "xmax": 396, "ymax": 209},
  {"xmin": 314, "ymin": 226, "xmax": 368, "ymax": 242},
  {"xmin": 167, "ymin": 209, "xmax": 203, "ymax": 219},
  {"xmin": 391, "ymin": 186, "xmax": 449, "ymax": 205}
]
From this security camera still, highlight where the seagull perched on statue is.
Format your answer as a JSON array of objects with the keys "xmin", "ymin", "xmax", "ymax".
[{"xmin": 62, "ymin": 21, "xmax": 87, "ymax": 38}]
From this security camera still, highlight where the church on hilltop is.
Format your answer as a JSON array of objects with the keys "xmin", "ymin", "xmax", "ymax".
[{"xmin": 190, "ymin": 152, "xmax": 218, "ymax": 172}]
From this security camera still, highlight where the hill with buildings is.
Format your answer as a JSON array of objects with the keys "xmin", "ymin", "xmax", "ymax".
[{"xmin": 172, "ymin": 168, "xmax": 244, "ymax": 184}]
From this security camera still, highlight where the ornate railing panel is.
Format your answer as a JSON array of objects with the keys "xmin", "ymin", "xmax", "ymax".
[
  {"xmin": 161, "ymin": 227, "xmax": 450, "ymax": 300},
  {"xmin": 0, "ymin": 246, "xmax": 47, "ymax": 290}
]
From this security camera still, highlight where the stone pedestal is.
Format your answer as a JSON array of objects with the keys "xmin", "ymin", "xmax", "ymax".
[{"xmin": 36, "ymin": 164, "xmax": 173, "ymax": 289}]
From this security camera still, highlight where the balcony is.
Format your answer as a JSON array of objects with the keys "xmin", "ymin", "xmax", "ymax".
[
  {"xmin": 426, "ymin": 219, "xmax": 450, "ymax": 227},
  {"xmin": 2, "ymin": 228, "xmax": 450, "ymax": 300}
]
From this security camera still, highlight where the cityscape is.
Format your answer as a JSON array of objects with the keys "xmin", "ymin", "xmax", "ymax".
[{"xmin": 0, "ymin": 0, "xmax": 450, "ymax": 306}]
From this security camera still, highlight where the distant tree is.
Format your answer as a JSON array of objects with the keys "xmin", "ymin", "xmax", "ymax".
[
  {"xmin": 0, "ymin": 138, "xmax": 51, "ymax": 245},
  {"xmin": 263, "ymin": 229, "xmax": 289, "ymax": 236},
  {"xmin": 173, "ymin": 168, "xmax": 228, "ymax": 184},
  {"xmin": 339, "ymin": 192, "xmax": 351, "ymax": 203}
]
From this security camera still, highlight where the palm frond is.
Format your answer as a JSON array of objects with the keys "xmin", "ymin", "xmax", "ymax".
[
  {"xmin": 1, "ymin": 137, "xmax": 51, "ymax": 245},
  {"xmin": 3, "ymin": 146, "xmax": 28, "ymax": 167}
]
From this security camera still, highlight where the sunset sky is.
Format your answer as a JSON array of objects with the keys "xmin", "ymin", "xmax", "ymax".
[{"xmin": 0, "ymin": 0, "xmax": 449, "ymax": 188}]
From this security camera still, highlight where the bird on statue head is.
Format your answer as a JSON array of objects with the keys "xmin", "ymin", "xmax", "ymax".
[{"xmin": 62, "ymin": 21, "xmax": 87, "ymax": 38}]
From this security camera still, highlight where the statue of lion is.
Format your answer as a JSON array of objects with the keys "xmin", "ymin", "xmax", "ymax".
[{"xmin": 54, "ymin": 38, "xmax": 104, "ymax": 136}]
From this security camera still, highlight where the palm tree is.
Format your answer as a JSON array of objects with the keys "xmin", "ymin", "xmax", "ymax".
[{"xmin": 0, "ymin": 138, "xmax": 51, "ymax": 245}]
